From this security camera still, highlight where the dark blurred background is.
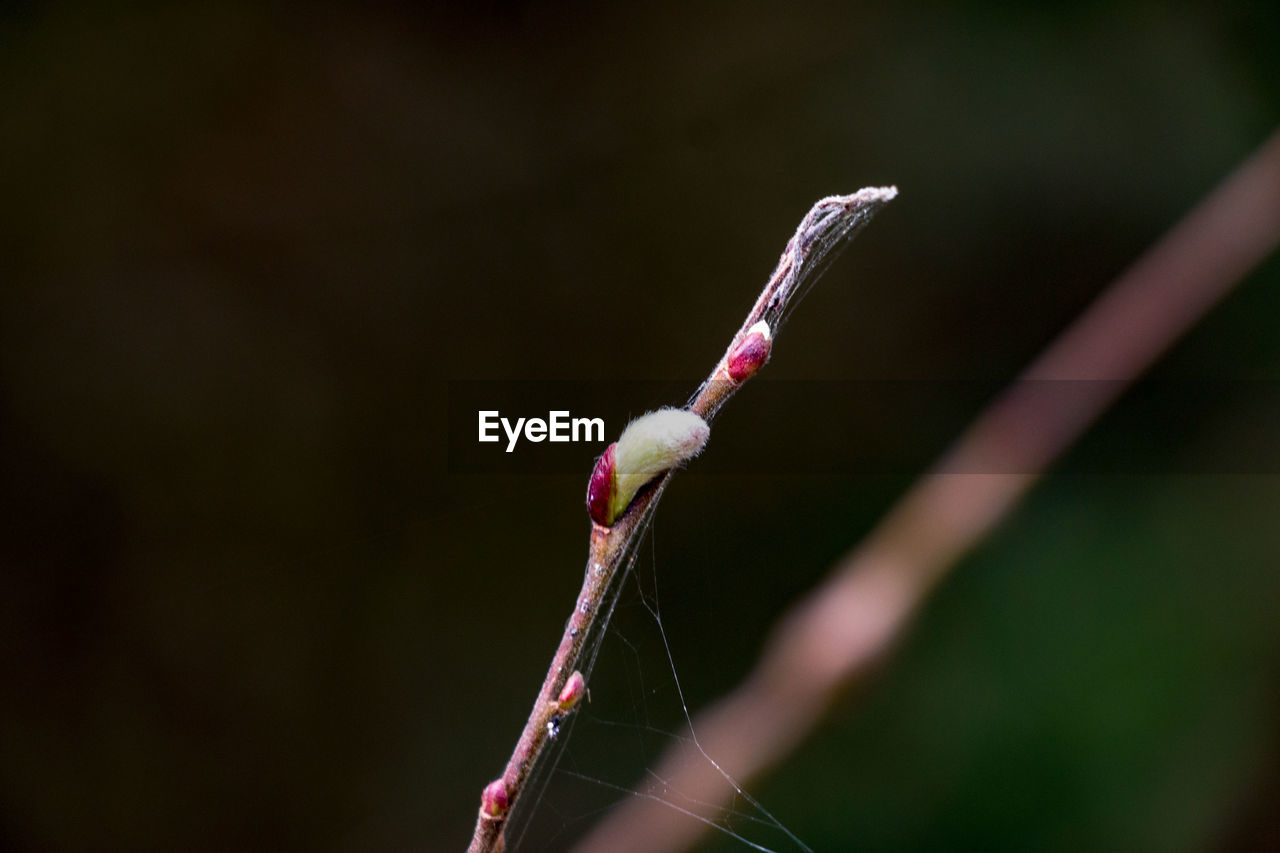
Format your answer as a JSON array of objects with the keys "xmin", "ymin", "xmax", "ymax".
[{"xmin": 2, "ymin": 1, "xmax": 1279, "ymax": 850}]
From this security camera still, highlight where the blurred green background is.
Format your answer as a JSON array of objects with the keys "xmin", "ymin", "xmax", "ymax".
[{"xmin": 2, "ymin": 1, "xmax": 1279, "ymax": 850}]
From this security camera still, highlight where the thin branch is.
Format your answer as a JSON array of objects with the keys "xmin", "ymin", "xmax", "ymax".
[
  {"xmin": 466, "ymin": 187, "xmax": 899, "ymax": 853},
  {"xmin": 568, "ymin": 127, "xmax": 1280, "ymax": 853}
]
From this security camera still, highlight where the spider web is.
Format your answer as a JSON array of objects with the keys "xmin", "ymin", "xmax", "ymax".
[{"xmin": 501, "ymin": 526, "xmax": 813, "ymax": 853}]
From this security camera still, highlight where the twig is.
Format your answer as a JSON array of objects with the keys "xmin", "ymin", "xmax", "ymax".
[
  {"xmin": 569, "ymin": 127, "xmax": 1280, "ymax": 853},
  {"xmin": 465, "ymin": 187, "xmax": 899, "ymax": 853}
]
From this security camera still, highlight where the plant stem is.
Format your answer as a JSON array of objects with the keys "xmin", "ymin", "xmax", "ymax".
[{"xmin": 465, "ymin": 187, "xmax": 898, "ymax": 853}]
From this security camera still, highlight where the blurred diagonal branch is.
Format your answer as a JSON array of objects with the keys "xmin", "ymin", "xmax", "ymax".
[{"xmin": 570, "ymin": 127, "xmax": 1280, "ymax": 853}]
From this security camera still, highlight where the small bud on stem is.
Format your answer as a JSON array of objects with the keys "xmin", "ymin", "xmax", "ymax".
[
  {"xmin": 586, "ymin": 444, "xmax": 617, "ymax": 527},
  {"xmin": 480, "ymin": 778, "xmax": 509, "ymax": 819},
  {"xmin": 726, "ymin": 320, "xmax": 772, "ymax": 382},
  {"xmin": 557, "ymin": 671, "xmax": 586, "ymax": 711}
]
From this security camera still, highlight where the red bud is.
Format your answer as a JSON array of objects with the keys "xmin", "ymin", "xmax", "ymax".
[
  {"xmin": 481, "ymin": 778, "xmax": 510, "ymax": 818},
  {"xmin": 586, "ymin": 443, "xmax": 617, "ymax": 526},
  {"xmin": 726, "ymin": 321, "xmax": 772, "ymax": 382},
  {"xmin": 557, "ymin": 671, "xmax": 585, "ymax": 711}
]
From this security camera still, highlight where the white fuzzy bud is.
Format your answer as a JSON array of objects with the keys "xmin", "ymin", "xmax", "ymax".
[{"xmin": 608, "ymin": 408, "xmax": 710, "ymax": 523}]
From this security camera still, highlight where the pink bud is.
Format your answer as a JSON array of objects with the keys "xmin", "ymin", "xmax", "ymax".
[
  {"xmin": 481, "ymin": 778, "xmax": 510, "ymax": 818},
  {"xmin": 586, "ymin": 443, "xmax": 617, "ymax": 527},
  {"xmin": 557, "ymin": 671, "xmax": 585, "ymax": 711},
  {"xmin": 726, "ymin": 321, "xmax": 772, "ymax": 382}
]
